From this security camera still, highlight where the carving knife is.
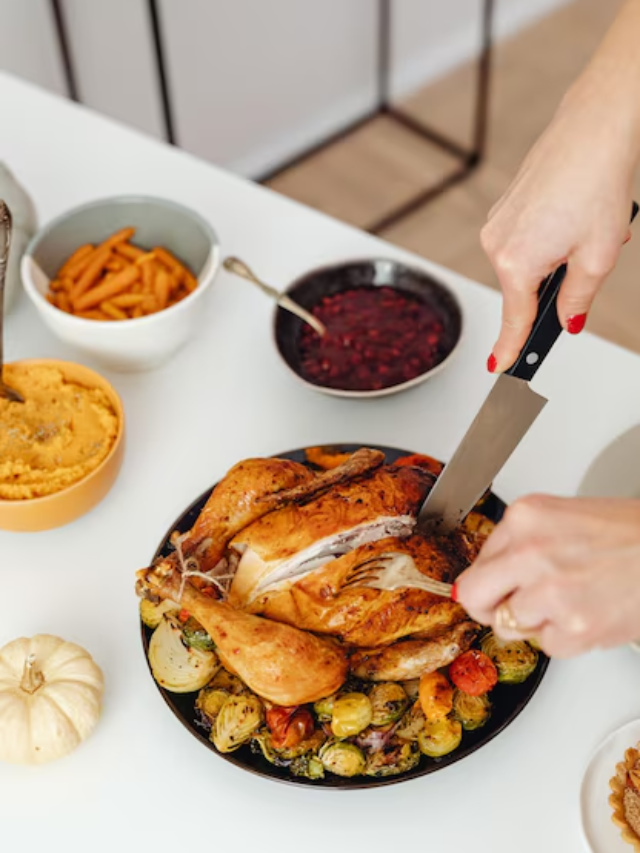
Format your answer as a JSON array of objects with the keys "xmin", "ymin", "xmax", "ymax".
[{"xmin": 418, "ymin": 202, "xmax": 639, "ymax": 535}]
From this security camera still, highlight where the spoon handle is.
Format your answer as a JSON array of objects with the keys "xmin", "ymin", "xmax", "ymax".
[
  {"xmin": 223, "ymin": 256, "xmax": 326, "ymax": 336},
  {"xmin": 0, "ymin": 201, "xmax": 13, "ymax": 379}
]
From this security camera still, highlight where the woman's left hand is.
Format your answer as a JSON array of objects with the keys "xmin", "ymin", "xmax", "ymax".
[{"xmin": 454, "ymin": 495, "xmax": 640, "ymax": 657}]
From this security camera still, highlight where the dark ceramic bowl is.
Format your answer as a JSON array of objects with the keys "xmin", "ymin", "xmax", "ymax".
[
  {"xmin": 273, "ymin": 259, "xmax": 463, "ymax": 398},
  {"xmin": 141, "ymin": 443, "xmax": 549, "ymax": 790}
]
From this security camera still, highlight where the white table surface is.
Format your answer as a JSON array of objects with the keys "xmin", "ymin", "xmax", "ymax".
[{"xmin": 2, "ymin": 71, "xmax": 640, "ymax": 851}]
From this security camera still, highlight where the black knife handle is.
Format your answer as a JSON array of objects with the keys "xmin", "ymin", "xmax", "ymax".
[{"xmin": 506, "ymin": 200, "xmax": 639, "ymax": 382}]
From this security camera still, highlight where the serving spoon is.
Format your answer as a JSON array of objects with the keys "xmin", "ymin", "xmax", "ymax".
[
  {"xmin": 0, "ymin": 201, "xmax": 24, "ymax": 404},
  {"xmin": 223, "ymin": 256, "xmax": 326, "ymax": 337}
]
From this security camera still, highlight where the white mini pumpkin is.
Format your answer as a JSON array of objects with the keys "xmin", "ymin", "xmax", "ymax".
[{"xmin": 0, "ymin": 634, "xmax": 104, "ymax": 765}]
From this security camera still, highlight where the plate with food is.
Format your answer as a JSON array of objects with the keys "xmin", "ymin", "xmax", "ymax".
[
  {"xmin": 136, "ymin": 444, "xmax": 547, "ymax": 788},
  {"xmin": 581, "ymin": 719, "xmax": 640, "ymax": 852}
]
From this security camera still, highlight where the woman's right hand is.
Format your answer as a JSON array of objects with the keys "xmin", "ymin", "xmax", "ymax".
[{"xmin": 482, "ymin": 78, "xmax": 637, "ymax": 373}]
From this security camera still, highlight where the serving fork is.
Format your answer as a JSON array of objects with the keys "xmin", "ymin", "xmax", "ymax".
[
  {"xmin": 341, "ymin": 555, "xmax": 453, "ymax": 599},
  {"xmin": 0, "ymin": 201, "xmax": 24, "ymax": 404}
]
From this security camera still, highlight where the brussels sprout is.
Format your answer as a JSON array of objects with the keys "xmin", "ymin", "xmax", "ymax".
[
  {"xmin": 272, "ymin": 729, "xmax": 326, "ymax": 761},
  {"xmin": 289, "ymin": 754, "xmax": 325, "ymax": 780},
  {"xmin": 418, "ymin": 718, "xmax": 462, "ymax": 758},
  {"xmin": 480, "ymin": 632, "xmax": 539, "ymax": 684},
  {"xmin": 331, "ymin": 693, "xmax": 373, "ymax": 738},
  {"xmin": 148, "ymin": 614, "xmax": 219, "ymax": 693},
  {"xmin": 319, "ymin": 741, "xmax": 366, "ymax": 777},
  {"xmin": 365, "ymin": 739, "xmax": 421, "ymax": 777},
  {"xmin": 211, "ymin": 694, "xmax": 264, "ymax": 753},
  {"xmin": 369, "ymin": 683, "xmax": 409, "ymax": 726},
  {"xmin": 394, "ymin": 701, "xmax": 427, "ymax": 742},
  {"xmin": 209, "ymin": 668, "xmax": 248, "ymax": 695},
  {"xmin": 196, "ymin": 687, "xmax": 230, "ymax": 727},
  {"xmin": 452, "ymin": 689, "xmax": 491, "ymax": 731},
  {"xmin": 401, "ymin": 679, "xmax": 421, "ymax": 701},
  {"xmin": 253, "ymin": 729, "xmax": 325, "ymax": 764},
  {"xmin": 182, "ymin": 617, "xmax": 215, "ymax": 652},
  {"xmin": 313, "ymin": 693, "xmax": 337, "ymax": 722},
  {"xmin": 140, "ymin": 598, "xmax": 179, "ymax": 629}
]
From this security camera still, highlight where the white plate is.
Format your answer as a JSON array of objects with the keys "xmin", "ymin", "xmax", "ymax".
[
  {"xmin": 580, "ymin": 719, "xmax": 640, "ymax": 853},
  {"xmin": 578, "ymin": 425, "xmax": 640, "ymax": 499}
]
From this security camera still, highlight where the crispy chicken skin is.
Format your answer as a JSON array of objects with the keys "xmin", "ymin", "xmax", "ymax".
[
  {"xmin": 228, "ymin": 464, "xmax": 434, "ymax": 606},
  {"xmin": 349, "ymin": 620, "xmax": 479, "ymax": 681},
  {"xmin": 162, "ymin": 448, "xmax": 385, "ymax": 574},
  {"xmin": 137, "ymin": 565, "xmax": 348, "ymax": 705},
  {"xmin": 240, "ymin": 535, "xmax": 469, "ymax": 647}
]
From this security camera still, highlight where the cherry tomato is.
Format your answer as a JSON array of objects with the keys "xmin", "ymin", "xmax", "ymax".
[
  {"xmin": 266, "ymin": 706, "xmax": 315, "ymax": 749},
  {"xmin": 449, "ymin": 650, "xmax": 498, "ymax": 696}
]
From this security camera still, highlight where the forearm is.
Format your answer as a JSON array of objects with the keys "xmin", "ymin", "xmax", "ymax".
[{"xmin": 561, "ymin": 0, "xmax": 640, "ymax": 170}]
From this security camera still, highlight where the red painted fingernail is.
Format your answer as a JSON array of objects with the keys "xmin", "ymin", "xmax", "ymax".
[
  {"xmin": 451, "ymin": 583, "xmax": 458, "ymax": 602},
  {"xmin": 487, "ymin": 353, "xmax": 497, "ymax": 373},
  {"xmin": 624, "ymin": 230, "xmax": 632, "ymax": 245},
  {"xmin": 566, "ymin": 313, "xmax": 587, "ymax": 335}
]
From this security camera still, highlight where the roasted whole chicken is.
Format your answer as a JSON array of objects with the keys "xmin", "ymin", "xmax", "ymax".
[{"xmin": 136, "ymin": 449, "xmax": 494, "ymax": 705}]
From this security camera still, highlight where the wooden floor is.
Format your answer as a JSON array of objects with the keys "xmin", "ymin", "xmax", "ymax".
[{"xmin": 268, "ymin": 0, "xmax": 640, "ymax": 355}]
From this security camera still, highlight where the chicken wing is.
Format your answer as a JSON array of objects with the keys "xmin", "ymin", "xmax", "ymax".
[{"xmin": 136, "ymin": 565, "xmax": 348, "ymax": 705}]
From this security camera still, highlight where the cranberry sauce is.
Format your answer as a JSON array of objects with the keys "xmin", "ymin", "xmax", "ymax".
[{"xmin": 298, "ymin": 285, "xmax": 454, "ymax": 392}]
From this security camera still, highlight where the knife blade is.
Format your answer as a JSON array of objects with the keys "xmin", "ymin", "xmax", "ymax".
[{"xmin": 417, "ymin": 201, "xmax": 639, "ymax": 536}]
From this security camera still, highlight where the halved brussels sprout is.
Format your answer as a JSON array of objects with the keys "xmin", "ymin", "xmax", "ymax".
[
  {"xmin": 211, "ymin": 694, "xmax": 264, "ymax": 753},
  {"xmin": 401, "ymin": 679, "xmax": 421, "ymax": 701},
  {"xmin": 394, "ymin": 701, "xmax": 427, "ymax": 742},
  {"xmin": 289, "ymin": 754, "xmax": 325, "ymax": 780},
  {"xmin": 182, "ymin": 616, "xmax": 215, "ymax": 652},
  {"xmin": 253, "ymin": 729, "xmax": 325, "ymax": 764},
  {"xmin": 313, "ymin": 693, "xmax": 337, "ymax": 722},
  {"xmin": 319, "ymin": 741, "xmax": 366, "ymax": 777},
  {"xmin": 369, "ymin": 683, "xmax": 409, "ymax": 726},
  {"xmin": 452, "ymin": 689, "xmax": 491, "ymax": 731},
  {"xmin": 331, "ymin": 693, "xmax": 373, "ymax": 738},
  {"xmin": 196, "ymin": 687, "xmax": 230, "ymax": 727},
  {"xmin": 208, "ymin": 668, "xmax": 248, "ymax": 695},
  {"xmin": 480, "ymin": 632, "xmax": 539, "ymax": 684},
  {"xmin": 418, "ymin": 718, "xmax": 462, "ymax": 758},
  {"xmin": 140, "ymin": 598, "xmax": 179, "ymax": 629},
  {"xmin": 148, "ymin": 614, "xmax": 219, "ymax": 693},
  {"xmin": 365, "ymin": 739, "xmax": 420, "ymax": 777}
]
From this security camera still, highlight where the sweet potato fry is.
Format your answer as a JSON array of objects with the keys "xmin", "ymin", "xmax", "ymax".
[
  {"xmin": 70, "ymin": 246, "xmax": 114, "ymax": 301},
  {"xmin": 100, "ymin": 301, "xmax": 128, "ymax": 320},
  {"xmin": 131, "ymin": 306, "xmax": 144, "ymax": 319},
  {"xmin": 153, "ymin": 246, "xmax": 188, "ymax": 283},
  {"xmin": 111, "ymin": 293, "xmax": 145, "ymax": 308},
  {"xmin": 184, "ymin": 271, "xmax": 198, "ymax": 292},
  {"xmin": 73, "ymin": 264, "xmax": 141, "ymax": 311},
  {"xmin": 135, "ymin": 251, "xmax": 156, "ymax": 266},
  {"xmin": 154, "ymin": 268, "xmax": 171, "ymax": 310},
  {"xmin": 141, "ymin": 261, "xmax": 155, "ymax": 293},
  {"xmin": 49, "ymin": 279, "xmax": 65, "ymax": 292},
  {"xmin": 115, "ymin": 242, "xmax": 145, "ymax": 261},
  {"xmin": 58, "ymin": 244, "xmax": 94, "ymax": 279},
  {"xmin": 78, "ymin": 309, "xmax": 111, "ymax": 321},
  {"xmin": 57, "ymin": 292, "xmax": 72, "ymax": 313},
  {"xmin": 141, "ymin": 294, "xmax": 158, "ymax": 314}
]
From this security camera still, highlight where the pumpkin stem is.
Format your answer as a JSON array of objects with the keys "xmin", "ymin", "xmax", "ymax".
[{"xmin": 20, "ymin": 654, "xmax": 45, "ymax": 694}]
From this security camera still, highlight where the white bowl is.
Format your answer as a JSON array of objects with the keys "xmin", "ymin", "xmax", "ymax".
[{"xmin": 21, "ymin": 196, "xmax": 220, "ymax": 372}]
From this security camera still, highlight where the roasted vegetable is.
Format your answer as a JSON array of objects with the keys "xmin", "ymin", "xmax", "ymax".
[
  {"xmin": 480, "ymin": 632, "xmax": 539, "ymax": 684},
  {"xmin": 196, "ymin": 687, "xmax": 230, "ymax": 726},
  {"xmin": 290, "ymin": 754, "xmax": 325, "ymax": 780},
  {"xmin": 365, "ymin": 738, "xmax": 420, "ymax": 777},
  {"xmin": 266, "ymin": 706, "xmax": 315, "ymax": 750},
  {"xmin": 331, "ymin": 693, "xmax": 373, "ymax": 738},
  {"xmin": 452, "ymin": 689, "xmax": 491, "ymax": 731},
  {"xmin": 208, "ymin": 668, "xmax": 248, "ymax": 695},
  {"xmin": 211, "ymin": 694, "xmax": 264, "ymax": 753},
  {"xmin": 140, "ymin": 598, "xmax": 179, "ymax": 629},
  {"xmin": 418, "ymin": 672, "xmax": 453, "ymax": 721},
  {"xmin": 313, "ymin": 693, "xmax": 337, "ymax": 722},
  {"xmin": 319, "ymin": 741, "xmax": 366, "ymax": 777},
  {"xmin": 394, "ymin": 701, "xmax": 427, "ymax": 742},
  {"xmin": 449, "ymin": 650, "xmax": 498, "ymax": 696},
  {"xmin": 418, "ymin": 718, "xmax": 462, "ymax": 758},
  {"xmin": 369, "ymin": 682, "xmax": 409, "ymax": 726},
  {"xmin": 401, "ymin": 679, "xmax": 421, "ymax": 701},
  {"xmin": 148, "ymin": 614, "xmax": 219, "ymax": 693},
  {"xmin": 182, "ymin": 616, "xmax": 215, "ymax": 652}
]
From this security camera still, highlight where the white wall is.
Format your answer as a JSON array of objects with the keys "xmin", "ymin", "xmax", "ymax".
[
  {"xmin": 0, "ymin": 0, "xmax": 573, "ymax": 177},
  {"xmin": 0, "ymin": 0, "xmax": 67, "ymax": 96}
]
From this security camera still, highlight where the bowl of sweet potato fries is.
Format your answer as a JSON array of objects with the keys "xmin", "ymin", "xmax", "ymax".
[{"xmin": 21, "ymin": 196, "xmax": 219, "ymax": 371}]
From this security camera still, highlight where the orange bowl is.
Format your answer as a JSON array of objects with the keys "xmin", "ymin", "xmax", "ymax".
[{"xmin": 0, "ymin": 359, "xmax": 125, "ymax": 532}]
